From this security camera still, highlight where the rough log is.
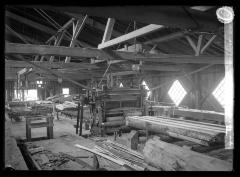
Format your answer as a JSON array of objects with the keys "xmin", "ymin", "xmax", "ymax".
[{"xmin": 143, "ymin": 137, "xmax": 232, "ymax": 171}]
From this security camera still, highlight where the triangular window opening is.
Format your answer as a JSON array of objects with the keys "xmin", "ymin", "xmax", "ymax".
[
  {"xmin": 168, "ymin": 80, "xmax": 187, "ymax": 106},
  {"xmin": 142, "ymin": 80, "xmax": 151, "ymax": 99},
  {"xmin": 212, "ymin": 77, "xmax": 225, "ymax": 109},
  {"xmin": 119, "ymin": 82, "xmax": 123, "ymax": 87}
]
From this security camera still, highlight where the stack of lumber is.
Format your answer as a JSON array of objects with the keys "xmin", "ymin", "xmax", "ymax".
[
  {"xmin": 9, "ymin": 101, "xmax": 26, "ymax": 107},
  {"xmin": 143, "ymin": 137, "xmax": 232, "ymax": 171},
  {"xmin": 126, "ymin": 116, "xmax": 225, "ymax": 146},
  {"xmin": 46, "ymin": 94, "xmax": 76, "ymax": 103},
  {"xmin": 56, "ymin": 101, "xmax": 78, "ymax": 111},
  {"xmin": 75, "ymin": 140, "xmax": 157, "ymax": 171},
  {"xmin": 173, "ymin": 108, "xmax": 224, "ymax": 125},
  {"xmin": 35, "ymin": 100, "xmax": 53, "ymax": 104}
]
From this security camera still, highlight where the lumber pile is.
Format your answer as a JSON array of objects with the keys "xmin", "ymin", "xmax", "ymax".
[
  {"xmin": 55, "ymin": 101, "xmax": 78, "ymax": 111},
  {"xmin": 46, "ymin": 94, "xmax": 78, "ymax": 103},
  {"xmin": 126, "ymin": 116, "xmax": 225, "ymax": 146},
  {"xmin": 9, "ymin": 101, "xmax": 26, "ymax": 107},
  {"xmin": 75, "ymin": 140, "xmax": 158, "ymax": 171},
  {"xmin": 143, "ymin": 137, "xmax": 232, "ymax": 171},
  {"xmin": 173, "ymin": 108, "xmax": 224, "ymax": 125}
]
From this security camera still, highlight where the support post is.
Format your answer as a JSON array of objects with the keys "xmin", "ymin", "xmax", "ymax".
[
  {"xmin": 79, "ymin": 96, "xmax": 84, "ymax": 136},
  {"xmin": 76, "ymin": 89, "xmax": 81, "ymax": 134}
]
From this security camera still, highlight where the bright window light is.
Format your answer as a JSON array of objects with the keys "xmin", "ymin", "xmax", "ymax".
[
  {"xmin": 142, "ymin": 80, "xmax": 151, "ymax": 99},
  {"xmin": 62, "ymin": 88, "xmax": 69, "ymax": 95},
  {"xmin": 212, "ymin": 77, "xmax": 225, "ymax": 108},
  {"xmin": 168, "ymin": 80, "xmax": 187, "ymax": 106},
  {"xmin": 25, "ymin": 89, "xmax": 38, "ymax": 101},
  {"xmin": 119, "ymin": 83, "xmax": 123, "ymax": 87}
]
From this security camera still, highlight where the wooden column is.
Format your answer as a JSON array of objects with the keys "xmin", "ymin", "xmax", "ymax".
[
  {"xmin": 79, "ymin": 95, "xmax": 84, "ymax": 136},
  {"xmin": 76, "ymin": 89, "xmax": 81, "ymax": 134}
]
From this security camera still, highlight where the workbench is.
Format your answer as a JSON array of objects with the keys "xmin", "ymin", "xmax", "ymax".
[{"xmin": 25, "ymin": 115, "xmax": 54, "ymax": 141}]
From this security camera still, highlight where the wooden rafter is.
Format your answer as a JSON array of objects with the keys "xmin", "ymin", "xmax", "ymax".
[
  {"xmin": 144, "ymin": 30, "xmax": 190, "ymax": 45},
  {"xmin": 185, "ymin": 35, "xmax": 204, "ymax": 56},
  {"xmin": 185, "ymin": 35, "xmax": 197, "ymax": 54},
  {"xmin": 195, "ymin": 34, "xmax": 203, "ymax": 56},
  {"xmin": 200, "ymin": 35, "xmax": 217, "ymax": 54},
  {"xmin": 5, "ymin": 60, "xmax": 98, "ymax": 70}
]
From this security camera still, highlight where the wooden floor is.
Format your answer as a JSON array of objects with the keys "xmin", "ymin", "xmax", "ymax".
[
  {"xmin": 7, "ymin": 114, "xmax": 122, "ymax": 170},
  {"xmin": 5, "ymin": 113, "xmax": 28, "ymax": 170},
  {"xmin": 6, "ymin": 113, "xmax": 233, "ymax": 170}
]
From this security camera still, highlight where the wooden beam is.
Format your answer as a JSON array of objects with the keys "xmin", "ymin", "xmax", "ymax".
[
  {"xmin": 66, "ymin": 13, "xmax": 122, "ymax": 38},
  {"xmin": 101, "ymin": 18, "xmax": 115, "ymax": 43},
  {"xmin": 49, "ymin": 32, "xmax": 65, "ymax": 62},
  {"xmin": 144, "ymin": 30, "xmax": 190, "ymax": 45},
  {"xmin": 111, "ymin": 70, "xmax": 138, "ymax": 76},
  {"xmin": 98, "ymin": 24, "xmax": 164, "ymax": 49},
  {"xmin": 5, "ymin": 60, "xmax": 98, "ymax": 70},
  {"xmin": 140, "ymin": 65, "xmax": 180, "ymax": 72},
  {"xmin": 200, "ymin": 35, "xmax": 217, "ymax": 54},
  {"xmin": 185, "ymin": 36, "xmax": 197, "ymax": 54},
  {"xmin": 58, "ymin": 18, "xmax": 75, "ymax": 33},
  {"xmin": 5, "ymin": 43, "xmax": 224, "ymax": 64},
  {"xmin": 13, "ymin": 55, "xmax": 92, "ymax": 90},
  {"xmin": 46, "ymin": 18, "xmax": 74, "ymax": 44},
  {"xmin": 65, "ymin": 15, "xmax": 88, "ymax": 63},
  {"xmin": 195, "ymin": 35, "xmax": 203, "ymax": 56}
]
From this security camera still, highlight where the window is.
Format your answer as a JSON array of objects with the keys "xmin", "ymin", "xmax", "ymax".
[
  {"xmin": 142, "ymin": 80, "xmax": 151, "ymax": 99},
  {"xmin": 62, "ymin": 88, "xmax": 69, "ymax": 95},
  {"xmin": 25, "ymin": 89, "xmax": 38, "ymax": 101},
  {"xmin": 14, "ymin": 89, "xmax": 38, "ymax": 101},
  {"xmin": 168, "ymin": 80, "xmax": 187, "ymax": 106},
  {"xmin": 119, "ymin": 83, "xmax": 123, "ymax": 87},
  {"xmin": 212, "ymin": 77, "xmax": 225, "ymax": 108}
]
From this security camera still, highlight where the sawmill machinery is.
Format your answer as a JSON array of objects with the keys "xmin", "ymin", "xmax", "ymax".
[{"xmin": 87, "ymin": 71, "xmax": 148, "ymax": 136}]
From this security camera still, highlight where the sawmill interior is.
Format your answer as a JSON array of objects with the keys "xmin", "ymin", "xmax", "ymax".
[{"xmin": 4, "ymin": 5, "xmax": 234, "ymax": 171}]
